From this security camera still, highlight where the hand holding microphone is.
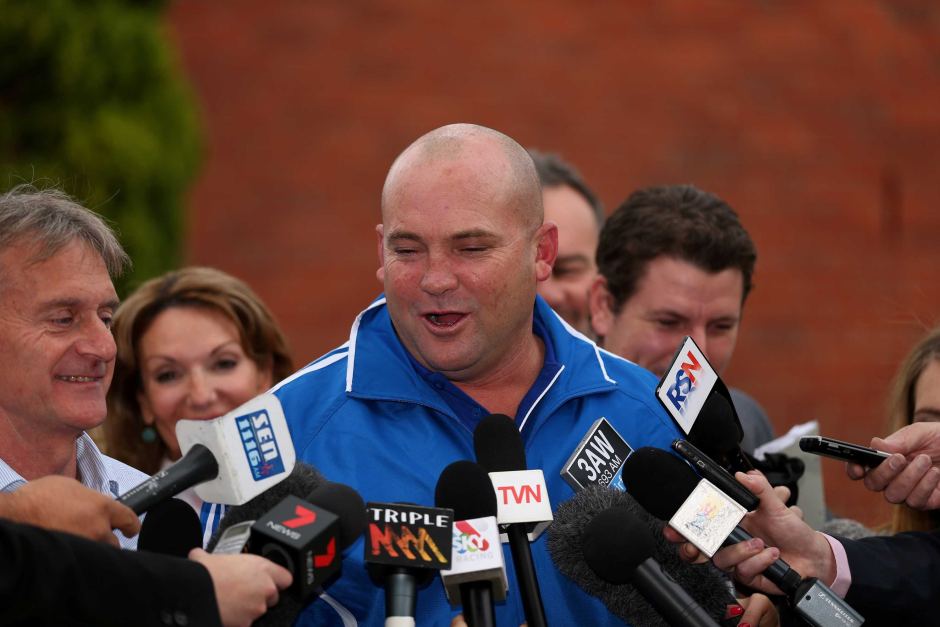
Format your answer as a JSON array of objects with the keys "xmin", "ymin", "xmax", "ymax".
[{"xmin": 119, "ymin": 393, "xmax": 296, "ymax": 515}]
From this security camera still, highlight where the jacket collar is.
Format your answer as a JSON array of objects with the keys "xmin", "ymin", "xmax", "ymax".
[{"xmin": 346, "ymin": 295, "xmax": 620, "ymax": 412}]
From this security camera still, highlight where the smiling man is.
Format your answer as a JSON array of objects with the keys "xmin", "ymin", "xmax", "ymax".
[
  {"xmin": 243, "ymin": 124, "xmax": 682, "ymax": 626},
  {"xmin": 0, "ymin": 186, "xmax": 147, "ymax": 548}
]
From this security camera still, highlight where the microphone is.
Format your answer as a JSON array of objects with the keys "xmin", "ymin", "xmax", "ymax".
[
  {"xmin": 365, "ymin": 502, "xmax": 454, "ymax": 627},
  {"xmin": 473, "ymin": 413, "xmax": 549, "ymax": 627},
  {"xmin": 435, "ymin": 461, "xmax": 508, "ymax": 627},
  {"xmin": 654, "ymin": 337, "xmax": 751, "ymax": 474},
  {"xmin": 584, "ymin": 508, "xmax": 720, "ymax": 627},
  {"xmin": 209, "ymin": 464, "xmax": 365, "ymax": 597},
  {"xmin": 561, "ymin": 417, "xmax": 633, "ymax": 492},
  {"xmin": 118, "ymin": 393, "xmax": 296, "ymax": 514},
  {"xmin": 137, "ymin": 497, "xmax": 203, "ymax": 558},
  {"xmin": 622, "ymin": 448, "xmax": 865, "ymax": 627},
  {"xmin": 548, "ymin": 485, "xmax": 730, "ymax": 626}
]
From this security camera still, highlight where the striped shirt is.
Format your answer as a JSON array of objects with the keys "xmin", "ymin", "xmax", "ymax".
[{"xmin": 0, "ymin": 432, "xmax": 148, "ymax": 549}]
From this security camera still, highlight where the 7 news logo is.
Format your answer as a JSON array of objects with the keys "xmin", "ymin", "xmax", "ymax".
[{"xmin": 236, "ymin": 409, "xmax": 285, "ymax": 480}]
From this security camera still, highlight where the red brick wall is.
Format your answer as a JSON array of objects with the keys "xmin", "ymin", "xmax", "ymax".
[{"xmin": 167, "ymin": 0, "xmax": 940, "ymax": 526}]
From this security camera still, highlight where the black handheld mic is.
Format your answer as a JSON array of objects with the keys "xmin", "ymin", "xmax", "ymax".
[
  {"xmin": 474, "ymin": 413, "xmax": 549, "ymax": 627},
  {"xmin": 119, "ymin": 393, "xmax": 296, "ymax": 514},
  {"xmin": 623, "ymin": 447, "xmax": 801, "ymax": 594},
  {"xmin": 137, "ymin": 497, "xmax": 203, "ymax": 558},
  {"xmin": 435, "ymin": 460, "xmax": 507, "ymax": 627},
  {"xmin": 622, "ymin": 448, "xmax": 865, "ymax": 627},
  {"xmin": 548, "ymin": 484, "xmax": 731, "ymax": 626},
  {"xmin": 584, "ymin": 508, "xmax": 720, "ymax": 627},
  {"xmin": 365, "ymin": 502, "xmax": 454, "ymax": 627}
]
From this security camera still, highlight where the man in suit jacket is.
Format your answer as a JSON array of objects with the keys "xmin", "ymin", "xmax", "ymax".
[{"xmin": 1, "ymin": 460, "xmax": 292, "ymax": 626}]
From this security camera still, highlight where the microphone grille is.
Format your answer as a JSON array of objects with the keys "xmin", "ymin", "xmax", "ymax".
[
  {"xmin": 582, "ymin": 507, "xmax": 655, "ymax": 584},
  {"xmin": 435, "ymin": 460, "xmax": 497, "ymax": 520},
  {"xmin": 622, "ymin": 448, "xmax": 698, "ymax": 520},
  {"xmin": 474, "ymin": 413, "xmax": 526, "ymax": 471}
]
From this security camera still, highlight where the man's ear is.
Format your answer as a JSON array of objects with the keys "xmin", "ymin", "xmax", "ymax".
[
  {"xmin": 534, "ymin": 221, "xmax": 558, "ymax": 282},
  {"xmin": 588, "ymin": 275, "xmax": 616, "ymax": 339},
  {"xmin": 375, "ymin": 224, "xmax": 385, "ymax": 283}
]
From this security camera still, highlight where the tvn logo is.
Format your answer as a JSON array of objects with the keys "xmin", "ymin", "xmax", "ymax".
[
  {"xmin": 236, "ymin": 409, "xmax": 285, "ymax": 481},
  {"xmin": 656, "ymin": 337, "xmax": 718, "ymax": 435},
  {"xmin": 497, "ymin": 483, "xmax": 542, "ymax": 506}
]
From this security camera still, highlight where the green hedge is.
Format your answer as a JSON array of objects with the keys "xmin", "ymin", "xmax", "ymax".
[{"xmin": 0, "ymin": 0, "xmax": 201, "ymax": 295}]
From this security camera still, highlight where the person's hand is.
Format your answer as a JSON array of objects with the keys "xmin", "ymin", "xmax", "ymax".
[
  {"xmin": 189, "ymin": 548, "xmax": 292, "ymax": 627},
  {"xmin": 736, "ymin": 592, "xmax": 780, "ymax": 627},
  {"xmin": 662, "ymin": 482, "xmax": 796, "ymax": 567},
  {"xmin": 711, "ymin": 471, "xmax": 833, "ymax": 594},
  {"xmin": 846, "ymin": 422, "xmax": 940, "ymax": 510},
  {"xmin": 3, "ymin": 475, "xmax": 140, "ymax": 546},
  {"xmin": 663, "ymin": 471, "xmax": 833, "ymax": 595}
]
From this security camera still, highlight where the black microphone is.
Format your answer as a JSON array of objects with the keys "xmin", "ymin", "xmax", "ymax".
[
  {"xmin": 365, "ymin": 502, "xmax": 454, "ymax": 627},
  {"xmin": 137, "ymin": 497, "xmax": 203, "ymax": 558},
  {"xmin": 622, "ymin": 448, "xmax": 865, "ymax": 627},
  {"xmin": 473, "ymin": 413, "xmax": 548, "ymax": 627},
  {"xmin": 548, "ymin": 484, "xmax": 731, "ymax": 626},
  {"xmin": 435, "ymin": 461, "xmax": 507, "ymax": 627},
  {"xmin": 687, "ymin": 392, "xmax": 753, "ymax": 475},
  {"xmin": 622, "ymin": 447, "xmax": 802, "ymax": 595},
  {"xmin": 586, "ymin": 508, "xmax": 720, "ymax": 627},
  {"xmin": 207, "ymin": 462, "xmax": 324, "ymax": 551},
  {"xmin": 207, "ymin": 462, "xmax": 368, "ymax": 598},
  {"xmin": 119, "ymin": 393, "xmax": 296, "ymax": 514}
]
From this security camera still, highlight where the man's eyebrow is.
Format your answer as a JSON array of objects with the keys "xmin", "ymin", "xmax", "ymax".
[
  {"xmin": 452, "ymin": 229, "xmax": 497, "ymax": 240},
  {"xmin": 38, "ymin": 297, "xmax": 120, "ymax": 311}
]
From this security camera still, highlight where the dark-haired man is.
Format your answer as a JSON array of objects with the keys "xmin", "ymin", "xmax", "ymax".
[{"xmin": 588, "ymin": 184, "xmax": 774, "ymax": 453}]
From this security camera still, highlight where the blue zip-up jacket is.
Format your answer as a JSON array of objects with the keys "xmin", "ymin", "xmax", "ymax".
[{"xmin": 271, "ymin": 295, "xmax": 682, "ymax": 626}]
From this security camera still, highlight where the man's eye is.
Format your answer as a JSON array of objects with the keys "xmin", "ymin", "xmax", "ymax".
[
  {"xmin": 655, "ymin": 319, "xmax": 679, "ymax": 329},
  {"xmin": 52, "ymin": 316, "xmax": 74, "ymax": 327}
]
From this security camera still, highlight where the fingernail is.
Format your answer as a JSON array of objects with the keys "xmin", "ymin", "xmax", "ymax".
[
  {"xmin": 739, "ymin": 623, "xmax": 751, "ymax": 627},
  {"xmin": 889, "ymin": 455, "xmax": 903, "ymax": 471},
  {"xmin": 724, "ymin": 604, "xmax": 745, "ymax": 619},
  {"xmin": 770, "ymin": 548, "xmax": 780, "ymax": 560},
  {"xmin": 747, "ymin": 538, "xmax": 764, "ymax": 551}
]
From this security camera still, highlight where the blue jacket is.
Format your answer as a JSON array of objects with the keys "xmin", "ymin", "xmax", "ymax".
[{"xmin": 272, "ymin": 296, "xmax": 681, "ymax": 626}]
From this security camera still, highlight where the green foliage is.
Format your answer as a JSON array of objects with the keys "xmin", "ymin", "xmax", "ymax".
[{"xmin": 0, "ymin": 0, "xmax": 201, "ymax": 295}]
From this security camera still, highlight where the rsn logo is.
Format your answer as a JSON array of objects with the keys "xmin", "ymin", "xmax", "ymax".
[
  {"xmin": 236, "ymin": 410, "xmax": 285, "ymax": 480},
  {"xmin": 453, "ymin": 520, "xmax": 491, "ymax": 554},
  {"xmin": 665, "ymin": 350, "xmax": 703, "ymax": 415}
]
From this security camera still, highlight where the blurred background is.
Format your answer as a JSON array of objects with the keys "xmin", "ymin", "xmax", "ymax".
[{"xmin": 3, "ymin": 0, "xmax": 939, "ymax": 526}]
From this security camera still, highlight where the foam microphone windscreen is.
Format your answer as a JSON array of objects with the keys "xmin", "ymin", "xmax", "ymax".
[
  {"xmin": 304, "ymin": 481, "xmax": 367, "ymax": 549},
  {"xmin": 435, "ymin": 460, "xmax": 498, "ymax": 518},
  {"xmin": 206, "ymin": 462, "xmax": 324, "ymax": 551},
  {"xmin": 687, "ymin": 392, "xmax": 742, "ymax": 456},
  {"xmin": 621, "ymin": 448, "xmax": 699, "ymax": 520},
  {"xmin": 137, "ymin": 497, "xmax": 203, "ymax": 558},
  {"xmin": 547, "ymin": 485, "xmax": 729, "ymax": 626},
  {"xmin": 474, "ymin": 413, "xmax": 526, "ymax": 471}
]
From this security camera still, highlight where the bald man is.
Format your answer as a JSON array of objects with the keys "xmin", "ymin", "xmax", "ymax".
[{"xmin": 219, "ymin": 124, "xmax": 681, "ymax": 626}]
